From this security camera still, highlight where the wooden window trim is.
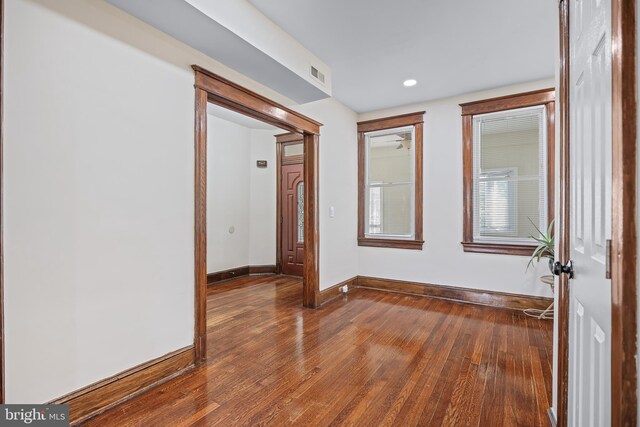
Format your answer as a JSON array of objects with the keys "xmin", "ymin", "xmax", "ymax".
[
  {"xmin": 460, "ymin": 88, "xmax": 555, "ymax": 256},
  {"xmin": 357, "ymin": 111, "xmax": 425, "ymax": 250}
]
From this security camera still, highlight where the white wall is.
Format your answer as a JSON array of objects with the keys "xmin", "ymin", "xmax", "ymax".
[
  {"xmin": 206, "ymin": 116, "xmax": 277, "ymax": 272},
  {"xmin": 357, "ymin": 79, "xmax": 556, "ymax": 297},
  {"xmin": 292, "ymin": 99, "xmax": 360, "ymax": 290},
  {"xmin": 249, "ymin": 130, "xmax": 278, "ymax": 266},
  {"xmin": 207, "ymin": 115, "xmax": 251, "ymax": 272},
  {"xmin": 3, "ymin": 0, "xmax": 294, "ymax": 403}
]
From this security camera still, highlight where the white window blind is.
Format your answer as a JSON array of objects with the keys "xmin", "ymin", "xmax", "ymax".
[
  {"xmin": 472, "ymin": 106, "xmax": 547, "ymax": 244},
  {"xmin": 364, "ymin": 126, "xmax": 415, "ymax": 239}
]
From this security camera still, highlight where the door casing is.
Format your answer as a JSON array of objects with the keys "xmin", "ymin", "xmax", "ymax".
[{"xmin": 192, "ymin": 66, "xmax": 323, "ymax": 364}]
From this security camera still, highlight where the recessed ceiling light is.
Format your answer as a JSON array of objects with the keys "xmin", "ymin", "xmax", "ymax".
[{"xmin": 403, "ymin": 79, "xmax": 417, "ymax": 87}]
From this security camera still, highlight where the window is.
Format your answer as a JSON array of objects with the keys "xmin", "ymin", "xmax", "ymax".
[
  {"xmin": 479, "ymin": 168, "xmax": 518, "ymax": 236},
  {"xmin": 460, "ymin": 89, "xmax": 555, "ymax": 255},
  {"xmin": 357, "ymin": 111, "xmax": 424, "ymax": 250}
]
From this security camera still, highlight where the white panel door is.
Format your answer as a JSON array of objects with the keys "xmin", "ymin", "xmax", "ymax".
[{"xmin": 568, "ymin": 0, "xmax": 612, "ymax": 424}]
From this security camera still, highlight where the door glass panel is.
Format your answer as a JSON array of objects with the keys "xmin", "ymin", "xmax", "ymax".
[
  {"xmin": 297, "ymin": 182, "xmax": 304, "ymax": 242},
  {"xmin": 284, "ymin": 143, "xmax": 303, "ymax": 157}
]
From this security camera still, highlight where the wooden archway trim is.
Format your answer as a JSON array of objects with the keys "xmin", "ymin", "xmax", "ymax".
[
  {"xmin": 192, "ymin": 65, "xmax": 321, "ymax": 135},
  {"xmin": 192, "ymin": 65, "xmax": 322, "ymax": 362}
]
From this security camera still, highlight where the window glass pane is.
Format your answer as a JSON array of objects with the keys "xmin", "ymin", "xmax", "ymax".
[
  {"xmin": 473, "ymin": 106, "xmax": 546, "ymax": 243},
  {"xmin": 367, "ymin": 185, "xmax": 413, "ymax": 236},
  {"xmin": 284, "ymin": 143, "xmax": 303, "ymax": 157},
  {"xmin": 364, "ymin": 126, "xmax": 415, "ymax": 239},
  {"xmin": 297, "ymin": 182, "xmax": 304, "ymax": 242},
  {"xmin": 368, "ymin": 129, "xmax": 413, "ymax": 184},
  {"xmin": 368, "ymin": 187, "xmax": 382, "ymax": 234}
]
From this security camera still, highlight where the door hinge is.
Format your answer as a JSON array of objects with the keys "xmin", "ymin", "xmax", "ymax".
[{"xmin": 606, "ymin": 239, "xmax": 612, "ymax": 279}]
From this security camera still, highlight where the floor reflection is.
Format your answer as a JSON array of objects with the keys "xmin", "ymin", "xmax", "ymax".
[{"xmin": 84, "ymin": 275, "xmax": 553, "ymax": 426}]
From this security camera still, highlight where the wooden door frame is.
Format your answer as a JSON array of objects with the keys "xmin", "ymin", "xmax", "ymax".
[
  {"xmin": 556, "ymin": 0, "xmax": 637, "ymax": 425},
  {"xmin": 275, "ymin": 133, "xmax": 304, "ymax": 276},
  {"xmin": 192, "ymin": 66, "xmax": 322, "ymax": 362}
]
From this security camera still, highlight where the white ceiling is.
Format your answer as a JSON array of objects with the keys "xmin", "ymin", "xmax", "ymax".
[
  {"xmin": 207, "ymin": 103, "xmax": 281, "ymax": 130},
  {"xmin": 248, "ymin": 0, "xmax": 557, "ymax": 113}
]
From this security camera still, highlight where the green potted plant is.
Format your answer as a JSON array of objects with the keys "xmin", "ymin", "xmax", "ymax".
[
  {"xmin": 527, "ymin": 219, "xmax": 555, "ymax": 272},
  {"xmin": 524, "ymin": 219, "xmax": 555, "ymax": 319}
]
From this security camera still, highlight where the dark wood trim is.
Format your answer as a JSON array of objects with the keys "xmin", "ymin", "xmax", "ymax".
[
  {"xmin": 546, "ymin": 101, "xmax": 556, "ymax": 228},
  {"xmin": 51, "ymin": 346, "xmax": 194, "ymax": 425},
  {"xmin": 249, "ymin": 265, "xmax": 278, "ymax": 275},
  {"xmin": 274, "ymin": 132, "xmax": 303, "ymax": 143},
  {"xmin": 282, "ymin": 155, "xmax": 304, "ymax": 166},
  {"xmin": 206, "ymin": 265, "xmax": 277, "ymax": 285},
  {"xmin": 357, "ymin": 112, "xmax": 424, "ymax": 250},
  {"xmin": 194, "ymin": 87, "xmax": 207, "ymax": 364},
  {"xmin": 275, "ymin": 140, "xmax": 283, "ymax": 275},
  {"xmin": 556, "ymin": 3, "xmax": 570, "ymax": 425},
  {"xmin": 547, "ymin": 408, "xmax": 558, "ymax": 427},
  {"xmin": 355, "ymin": 276, "xmax": 553, "ymax": 311},
  {"xmin": 281, "ymin": 155, "xmax": 302, "ymax": 165},
  {"xmin": 193, "ymin": 66, "xmax": 322, "ymax": 337},
  {"xmin": 302, "ymin": 133, "xmax": 320, "ymax": 308},
  {"xmin": 460, "ymin": 88, "xmax": 555, "ymax": 116},
  {"xmin": 414, "ymin": 122, "xmax": 424, "ymax": 245},
  {"xmin": 319, "ymin": 276, "xmax": 357, "ymax": 305},
  {"xmin": 461, "ymin": 89, "xmax": 555, "ymax": 256},
  {"xmin": 192, "ymin": 65, "xmax": 321, "ymax": 135},
  {"xmin": 0, "ymin": 0, "xmax": 4, "ymax": 405},
  {"xmin": 356, "ymin": 111, "xmax": 426, "ymax": 133},
  {"xmin": 357, "ymin": 130, "xmax": 365, "ymax": 240},
  {"xmin": 462, "ymin": 115, "xmax": 473, "ymax": 247},
  {"xmin": 611, "ymin": 0, "xmax": 638, "ymax": 424},
  {"xmin": 461, "ymin": 242, "xmax": 536, "ymax": 256},
  {"xmin": 357, "ymin": 238, "xmax": 424, "ymax": 250},
  {"xmin": 207, "ymin": 266, "xmax": 249, "ymax": 284}
]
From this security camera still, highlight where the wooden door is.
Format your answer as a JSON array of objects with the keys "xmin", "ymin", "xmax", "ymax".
[
  {"xmin": 281, "ymin": 163, "xmax": 304, "ymax": 276},
  {"xmin": 567, "ymin": 0, "xmax": 612, "ymax": 423}
]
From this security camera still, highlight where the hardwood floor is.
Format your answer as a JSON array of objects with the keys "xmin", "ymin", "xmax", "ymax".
[{"xmin": 83, "ymin": 275, "xmax": 553, "ymax": 426}]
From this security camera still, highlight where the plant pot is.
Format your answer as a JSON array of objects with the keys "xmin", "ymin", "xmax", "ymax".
[{"xmin": 548, "ymin": 258, "xmax": 555, "ymax": 274}]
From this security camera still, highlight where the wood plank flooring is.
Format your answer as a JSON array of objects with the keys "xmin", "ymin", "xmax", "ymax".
[{"xmin": 83, "ymin": 275, "xmax": 553, "ymax": 426}]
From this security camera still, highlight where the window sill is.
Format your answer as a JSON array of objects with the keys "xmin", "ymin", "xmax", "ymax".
[
  {"xmin": 358, "ymin": 238, "xmax": 424, "ymax": 250},
  {"xmin": 461, "ymin": 241, "xmax": 536, "ymax": 256}
]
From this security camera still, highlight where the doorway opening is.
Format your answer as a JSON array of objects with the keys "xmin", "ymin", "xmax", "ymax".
[
  {"xmin": 276, "ymin": 132, "xmax": 305, "ymax": 277},
  {"xmin": 192, "ymin": 66, "xmax": 323, "ymax": 363}
]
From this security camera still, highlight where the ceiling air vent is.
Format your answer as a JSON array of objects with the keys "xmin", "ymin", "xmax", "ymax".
[{"xmin": 310, "ymin": 65, "xmax": 325, "ymax": 85}]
